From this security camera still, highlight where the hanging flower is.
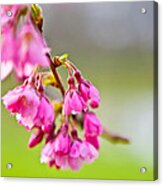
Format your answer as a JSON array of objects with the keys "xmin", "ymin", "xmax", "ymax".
[
  {"xmin": 63, "ymin": 77, "xmax": 86, "ymax": 115},
  {"xmin": 1, "ymin": 5, "xmax": 50, "ymax": 80},
  {"xmin": 75, "ymin": 71, "xmax": 100, "ymax": 108},
  {"xmin": 2, "ymin": 74, "xmax": 55, "ymax": 131},
  {"xmin": 13, "ymin": 21, "xmax": 50, "ymax": 80},
  {"xmin": 84, "ymin": 111, "xmax": 103, "ymax": 149},
  {"xmin": 2, "ymin": 83, "xmax": 40, "ymax": 130},
  {"xmin": 68, "ymin": 139, "xmax": 98, "ymax": 171}
]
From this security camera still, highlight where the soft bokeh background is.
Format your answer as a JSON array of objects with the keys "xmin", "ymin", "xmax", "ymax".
[{"xmin": 1, "ymin": 1, "xmax": 156, "ymax": 180}]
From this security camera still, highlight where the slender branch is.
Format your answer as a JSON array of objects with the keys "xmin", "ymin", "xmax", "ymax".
[
  {"xmin": 30, "ymin": 6, "xmax": 65, "ymax": 97},
  {"xmin": 47, "ymin": 54, "xmax": 65, "ymax": 97},
  {"xmin": 101, "ymin": 128, "xmax": 130, "ymax": 144}
]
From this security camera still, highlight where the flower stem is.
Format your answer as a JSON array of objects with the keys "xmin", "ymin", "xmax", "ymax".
[
  {"xmin": 47, "ymin": 54, "xmax": 65, "ymax": 97},
  {"xmin": 66, "ymin": 59, "xmax": 77, "ymax": 71},
  {"xmin": 31, "ymin": 9, "xmax": 65, "ymax": 98}
]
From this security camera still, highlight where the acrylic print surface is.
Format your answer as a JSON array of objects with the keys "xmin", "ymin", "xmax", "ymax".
[{"xmin": 1, "ymin": 1, "xmax": 158, "ymax": 180}]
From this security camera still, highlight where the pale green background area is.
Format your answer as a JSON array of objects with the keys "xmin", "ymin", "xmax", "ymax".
[{"xmin": 1, "ymin": 2, "xmax": 156, "ymax": 180}]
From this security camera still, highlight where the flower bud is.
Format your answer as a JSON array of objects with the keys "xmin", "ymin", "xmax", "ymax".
[
  {"xmin": 28, "ymin": 129, "xmax": 44, "ymax": 148},
  {"xmin": 71, "ymin": 129, "xmax": 78, "ymax": 140},
  {"xmin": 74, "ymin": 70, "xmax": 82, "ymax": 82}
]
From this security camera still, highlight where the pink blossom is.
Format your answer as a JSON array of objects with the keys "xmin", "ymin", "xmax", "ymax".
[
  {"xmin": 1, "ymin": 5, "xmax": 26, "ymax": 80},
  {"xmin": 13, "ymin": 22, "xmax": 50, "ymax": 80},
  {"xmin": 68, "ymin": 140, "xmax": 83, "ymax": 170},
  {"xmin": 41, "ymin": 138, "xmax": 67, "ymax": 169},
  {"xmin": 28, "ymin": 129, "xmax": 44, "ymax": 148},
  {"xmin": 68, "ymin": 140, "xmax": 98, "ymax": 171},
  {"xmin": 41, "ymin": 124, "xmax": 71, "ymax": 170},
  {"xmin": 78, "ymin": 81, "xmax": 90, "ymax": 101},
  {"xmin": 54, "ymin": 125, "xmax": 71, "ymax": 155},
  {"xmin": 75, "ymin": 71, "xmax": 100, "ymax": 108},
  {"xmin": 84, "ymin": 111, "xmax": 103, "ymax": 137},
  {"xmin": 85, "ymin": 135, "xmax": 99, "ymax": 149},
  {"xmin": 33, "ymin": 96, "xmax": 54, "ymax": 133},
  {"xmin": 89, "ymin": 83, "xmax": 100, "ymax": 108},
  {"xmin": 2, "ymin": 84, "xmax": 40, "ymax": 130},
  {"xmin": 40, "ymin": 139, "xmax": 56, "ymax": 165},
  {"xmin": 79, "ymin": 141, "xmax": 99, "ymax": 164},
  {"xmin": 54, "ymin": 125, "xmax": 71, "ymax": 170},
  {"xmin": 2, "ymin": 78, "xmax": 55, "ymax": 131},
  {"xmin": 1, "ymin": 26, "xmax": 15, "ymax": 80},
  {"xmin": 1, "ymin": 6, "xmax": 50, "ymax": 80},
  {"xmin": 64, "ymin": 89, "xmax": 87, "ymax": 116},
  {"xmin": 1, "ymin": 25, "xmax": 14, "ymax": 62},
  {"xmin": 80, "ymin": 81, "xmax": 100, "ymax": 108}
]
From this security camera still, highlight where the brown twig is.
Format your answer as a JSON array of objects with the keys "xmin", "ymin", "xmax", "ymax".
[
  {"xmin": 47, "ymin": 54, "xmax": 65, "ymax": 97},
  {"xmin": 30, "ymin": 5, "xmax": 65, "ymax": 98},
  {"xmin": 101, "ymin": 128, "xmax": 130, "ymax": 144}
]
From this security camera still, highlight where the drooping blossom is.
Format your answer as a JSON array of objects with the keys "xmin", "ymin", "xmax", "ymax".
[
  {"xmin": 2, "ymin": 83, "xmax": 40, "ymax": 130},
  {"xmin": 1, "ymin": 5, "xmax": 26, "ymax": 80},
  {"xmin": 84, "ymin": 111, "xmax": 103, "ymax": 149},
  {"xmin": 68, "ymin": 139, "xmax": 98, "ymax": 171},
  {"xmin": 1, "ymin": 5, "xmax": 50, "ymax": 80},
  {"xmin": 63, "ymin": 77, "xmax": 86, "ymax": 115},
  {"xmin": 33, "ymin": 96, "xmax": 54, "ymax": 133},
  {"xmin": 13, "ymin": 21, "xmax": 50, "ymax": 80},
  {"xmin": 1, "ymin": 26, "xmax": 15, "ymax": 80},
  {"xmin": 2, "ymin": 74, "xmax": 55, "ymax": 131},
  {"xmin": 41, "ymin": 126, "xmax": 98, "ymax": 171},
  {"xmin": 84, "ymin": 111, "xmax": 103, "ymax": 137},
  {"xmin": 53, "ymin": 125, "xmax": 71, "ymax": 170},
  {"xmin": 40, "ymin": 138, "xmax": 56, "ymax": 167},
  {"xmin": 41, "ymin": 124, "xmax": 71, "ymax": 169},
  {"xmin": 74, "ymin": 71, "xmax": 100, "ymax": 108}
]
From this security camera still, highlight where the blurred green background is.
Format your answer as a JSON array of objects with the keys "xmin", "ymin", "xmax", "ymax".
[{"xmin": 1, "ymin": 2, "xmax": 156, "ymax": 180}]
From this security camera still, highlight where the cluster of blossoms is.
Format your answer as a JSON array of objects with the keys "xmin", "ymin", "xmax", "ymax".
[
  {"xmin": 1, "ymin": 4, "xmax": 103, "ymax": 171},
  {"xmin": 2, "ymin": 67, "xmax": 102, "ymax": 170},
  {"xmin": 64, "ymin": 69, "xmax": 103, "ymax": 149},
  {"xmin": 1, "ymin": 5, "xmax": 49, "ymax": 80},
  {"xmin": 1, "ymin": 4, "xmax": 128, "ymax": 171},
  {"xmin": 40, "ymin": 68, "xmax": 103, "ymax": 170}
]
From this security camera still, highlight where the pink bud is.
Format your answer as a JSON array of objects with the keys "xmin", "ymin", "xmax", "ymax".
[
  {"xmin": 63, "ymin": 90, "xmax": 86, "ymax": 115},
  {"xmin": 77, "ymin": 79, "xmax": 100, "ymax": 108},
  {"xmin": 89, "ymin": 83, "xmax": 100, "ymax": 108},
  {"xmin": 84, "ymin": 111, "xmax": 103, "ymax": 137},
  {"xmin": 79, "ymin": 82, "xmax": 90, "ymax": 102},
  {"xmin": 28, "ymin": 129, "xmax": 44, "ymax": 148}
]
